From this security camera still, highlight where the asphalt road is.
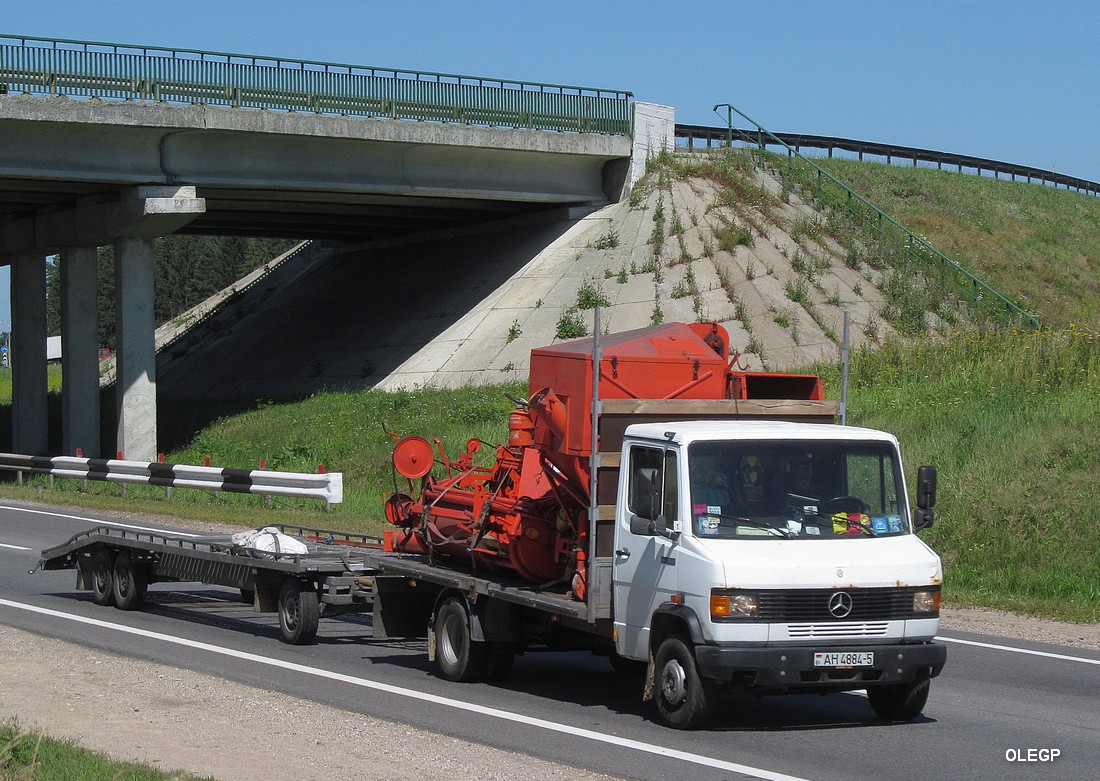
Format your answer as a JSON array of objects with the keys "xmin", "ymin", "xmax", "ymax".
[{"xmin": 1, "ymin": 502, "xmax": 1097, "ymax": 781}]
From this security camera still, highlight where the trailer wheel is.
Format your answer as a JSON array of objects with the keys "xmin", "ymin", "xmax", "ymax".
[
  {"xmin": 434, "ymin": 597, "xmax": 490, "ymax": 682},
  {"xmin": 89, "ymin": 549, "xmax": 115, "ymax": 607},
  {"xmin": 278, "ymin": 579, "xmax": 319, "ymax": 645},
  {"xmin": 653, "ymin": 635, "xmax": 717, "ymax": 730},
  {"xmin": 111, "ymin": 551, "xmax": 147, "ymax": 611},
  {"xmin": 867, "ymin": 672, "xmax": 931, "ymax": 722}
]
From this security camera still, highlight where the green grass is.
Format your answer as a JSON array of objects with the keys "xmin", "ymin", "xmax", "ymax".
[
  {"xmin": 812, "ymin": 159, "xmax": 1100, "ymax": 330},
  {"xmin": 1, "ymin": 720, "xmax": 214, "ymax": 780},
  {"xmin": 809, "ymin": 326, "xmax": 1100, "ymax": 622}
]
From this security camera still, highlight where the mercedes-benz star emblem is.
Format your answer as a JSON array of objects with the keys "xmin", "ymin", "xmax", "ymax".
[{"xmin": 828, "ymin": 591, "xmax": 853, "ymax": 618}]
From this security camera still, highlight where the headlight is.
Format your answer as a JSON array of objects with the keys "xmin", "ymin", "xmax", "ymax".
[
  {"xmin": 912, "ymin": 590, "xmax": 941, "ymax": 614},
  {"xmin": 711, "ymin": 591, "xmax": 759, "ymax": 620}
]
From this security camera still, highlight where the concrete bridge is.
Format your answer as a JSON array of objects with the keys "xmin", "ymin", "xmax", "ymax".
[{"xmin": 0, "ymin": 35, "xmax": 670, "ymax": 460}]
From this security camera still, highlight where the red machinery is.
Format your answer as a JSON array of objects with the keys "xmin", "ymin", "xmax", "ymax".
[{"xmin": 384, "ymin": 322, "xmax": 824, "ymax": 599}]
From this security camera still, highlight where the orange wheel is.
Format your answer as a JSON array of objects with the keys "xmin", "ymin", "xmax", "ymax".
[{"xmin": 393, "ymin": 436, "xmax": 435, "ymax": 479}]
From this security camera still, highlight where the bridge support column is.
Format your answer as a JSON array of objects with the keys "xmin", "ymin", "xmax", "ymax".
[
  {"xmin": 11, "ymin": 252, "xmax": 48, "ymax": 455},
  {"xmin": 61, "ymin": 246, "xmax": 100, "ymax": 457},
  {"xmin": 114, "ymin": 237, "xmax": 157, "ymax": 462}
]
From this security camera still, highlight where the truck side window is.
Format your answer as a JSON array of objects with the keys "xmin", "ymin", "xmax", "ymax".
[{"xmin": 628, "ymin": 446, "xmax": 679, "ymax": 522}]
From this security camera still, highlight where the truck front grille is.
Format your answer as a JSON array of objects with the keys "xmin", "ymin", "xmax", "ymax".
[{"xmin": 754, "ymin": 587, "xmax": 930, "ymax": 622}]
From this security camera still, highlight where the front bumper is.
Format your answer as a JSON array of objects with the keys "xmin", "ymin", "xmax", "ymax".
[{"xmin": 695, "ymin": 641, "xmax": 947, "ymax": 690}]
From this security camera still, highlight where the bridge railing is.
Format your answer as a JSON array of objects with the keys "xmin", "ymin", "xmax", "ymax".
[
  {"xmin": 0, "ymin": 34, "xmax": 633, "ymax": 135},
  {"xmin": 711, "ymin": 103, "xmax": 1040, "ymax": 331},
  {"xmin": 676, "ymin": 123, "xmax": 1100, "ymax": 197}
]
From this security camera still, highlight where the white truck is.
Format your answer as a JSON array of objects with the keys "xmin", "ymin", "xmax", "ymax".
[{"xmin": 609, "ymin": 418, "xmax": 944, "ymax": 728}]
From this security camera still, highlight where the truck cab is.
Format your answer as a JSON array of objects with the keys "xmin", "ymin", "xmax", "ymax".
[{"xmin": 612, "ymin": 420, "xmax": 946, "ymax": 729}]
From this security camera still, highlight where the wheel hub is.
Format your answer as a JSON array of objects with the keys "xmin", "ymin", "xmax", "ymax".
[{"xmin": 660, "ymin": 659, "xmax": 688, "ymax": 705}]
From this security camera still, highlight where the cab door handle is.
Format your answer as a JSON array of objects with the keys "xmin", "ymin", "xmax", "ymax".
[{"xmin": 614, "ymin": 548, "xmax": 630, "ymax": 559}]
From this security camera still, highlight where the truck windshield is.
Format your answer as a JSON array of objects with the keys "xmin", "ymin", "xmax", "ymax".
[{"xmin": 688, "ymin": 440, "xmax": 909, "ymax": 539}]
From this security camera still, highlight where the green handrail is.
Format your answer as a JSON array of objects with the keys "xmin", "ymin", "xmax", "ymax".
[
  {"xmin": 713, "ymin": 103, "xmax": 1040, "ymax": 330},
  {"xmin": 0, "ymin": 34, "xmax": 633, "ymax": 136}
]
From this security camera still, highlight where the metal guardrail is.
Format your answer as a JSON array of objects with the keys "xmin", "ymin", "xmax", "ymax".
[
  {"xmin": 676, "ymin": 123, "xmax": 1100, "ymax": 197},
  {"xmin": 0, "ymin": 34, "xmax": 633, "ymax": 136},
  {"xmin": 0, "ymin": 452, "xmax": 343, "ymax": 509},
  {"xmin": 709, "ymin": 104, "xmax": 1040, "ymax": 330}
]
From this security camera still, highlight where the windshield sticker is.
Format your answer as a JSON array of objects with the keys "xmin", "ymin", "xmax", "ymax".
[{"xmin": 697, "ymin": 515, "xmax": 720, "ymax": 535}]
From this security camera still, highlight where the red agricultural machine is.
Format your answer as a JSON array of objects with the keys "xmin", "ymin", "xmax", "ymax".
[{"xmin": 383, "ymin": 321, "xmax": 824, "ymax": 600}]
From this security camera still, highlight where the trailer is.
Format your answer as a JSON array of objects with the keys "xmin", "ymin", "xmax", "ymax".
[{"xmin": 36, "ymin": 522, "xmax": 599, "ymax": 650}]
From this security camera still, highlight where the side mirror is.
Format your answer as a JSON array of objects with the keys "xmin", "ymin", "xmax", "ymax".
[
  {"xmin": 630, "ymin": 514, "xmax": 655, "ymax": 536},
  {"xmin": 914, "ymin": 465, "xmax": 937, "ymax": 530}
]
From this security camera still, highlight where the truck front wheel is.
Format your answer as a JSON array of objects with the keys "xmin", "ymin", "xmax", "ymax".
[
  {"xmin": 867, "ymin": 672, "xmax": 930, "ymax": 721},
  {"xmin": 435, "ymin": 597, "xmax": 491, "ymax": 682},
  {"xmin": 653, "ymin": 635, "xmax": 717, "ymax": 730}
]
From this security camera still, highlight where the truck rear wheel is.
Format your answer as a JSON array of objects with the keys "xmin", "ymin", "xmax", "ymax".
[
  {"xmin": 278, "ymin": 578, "xmax": 320, "ymax": 645},
  {"xmin": 867, "ymin": 673, "xmax": 930, "ymax": 721},
  {"xmin": 435, "ymin": 597, "xmax": 491, "ymax": 682},
  {"xmin": 111, "ymin": 551, "xmax": 147, "ymax": 611},
  {"xmin": 653, "ymin": 635, "xmax": 717, "ymax": 730},
  {"xmin": 89, "ymin": 549, "xmax": 115, "ymax": 606}
]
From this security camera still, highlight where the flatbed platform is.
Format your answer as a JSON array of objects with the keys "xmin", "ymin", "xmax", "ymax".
[{"xmin": 38, "ymin": 523, "xmax": 591, "ymax": 644}]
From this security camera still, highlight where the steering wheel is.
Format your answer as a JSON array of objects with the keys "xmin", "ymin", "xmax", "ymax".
[{"xmin": 820, "ymin": 495, "xmax": 868, "ymax": 514}]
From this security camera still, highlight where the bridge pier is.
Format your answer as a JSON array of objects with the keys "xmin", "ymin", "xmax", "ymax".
[
  {"xmin": 113, "ymin": 237, "xmax": 157, "ymax": 461},
  {"xmin": 60, "ymin": 246, "xmax": 100, "ymax": 458},
  {"xmin": 2, "ymin": 186, "xmax": 205, "ymax": 460},
  {"xmin": 10, "ymin": 252, "xmax": 48, "ymax": 455}
]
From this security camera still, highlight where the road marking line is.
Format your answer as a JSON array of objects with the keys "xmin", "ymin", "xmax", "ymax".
[
  {"xmin": 0, "ymin": 597, "xmax": 812, "ymax": 781},
  {"xmin": 938, "ymin": 635, "xmax": 1100, "ymax": 666},
  {"xmin": 0, "ymin": 543, "xmax": 31, "ymax": 550},
  {"xmin": 0, "ymin": 505, "xmax": 202, "ymax": 537}
]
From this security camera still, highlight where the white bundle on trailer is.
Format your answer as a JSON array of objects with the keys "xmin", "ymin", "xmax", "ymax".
[{"xmin": 231, "ymin": 526, "xmax": 309, "ymax": 557}]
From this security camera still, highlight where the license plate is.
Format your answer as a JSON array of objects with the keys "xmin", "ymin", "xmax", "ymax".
[{"xmin": 814, "ymin": 651, "xmax": 874, "ymax": 668}]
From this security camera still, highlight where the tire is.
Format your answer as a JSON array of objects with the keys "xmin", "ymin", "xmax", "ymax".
[
  {"xmin": 89, "ymin": 549, "xmax": 115, "ymax": 607},
  {"xmin": 278, "ymin": 578, "xmax": 320, "ymax": 645},
  {"xmin": 434, "ymin": 597, "xmax": 491, "ymax": 682},
  {"xmin": 867, "ymin": 673, "xmax": 931, "ymax": 721},
  {"xmin": 111, "ymin": 551, "xmax": 147, "ymax": 611},
  {"xmin": 653, "ymin": 635, "xmax": 717, "ymax": 730}
]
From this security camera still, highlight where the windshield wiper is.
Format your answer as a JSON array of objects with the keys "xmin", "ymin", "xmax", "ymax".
[{"xmin": 705, "ymin": 512, "xmax": 790, "ymax": 538}]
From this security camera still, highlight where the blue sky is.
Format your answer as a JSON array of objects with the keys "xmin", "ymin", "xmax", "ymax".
[{"xmin": 2, "ymin": 0, "xmax": 1098, "ymax": 331}]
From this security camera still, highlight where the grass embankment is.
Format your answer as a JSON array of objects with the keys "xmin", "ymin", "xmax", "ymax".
[
  {"xmin": 813, "ymin": 327, "xmax": 1100, "ymax": 622},
  {"xmin": 1, "ymin": 720, "xmax": 213, "ymax": 781},
  {"xmin": 3, "ymin": 329, "xmax": 1097, "ymax": 623},
  {"xmin": 813, "ymin": 158, "xmax": 1100, "ymax": 331}
]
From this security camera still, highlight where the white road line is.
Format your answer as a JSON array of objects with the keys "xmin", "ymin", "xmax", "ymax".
[
  {"xmin": 0, "ymin": 597, "xmax": 813, "ymax": 781},
  {"xmin": 0, "ymin": 504, "xmax": 202, "ymax": 537},
  {"xmin": 0, "ymin": 543, "xmax": 31, "ymax": 551},
  {"xmin": 937, "ymin": 635, "xmax": 1100, "ymax": 665}
]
